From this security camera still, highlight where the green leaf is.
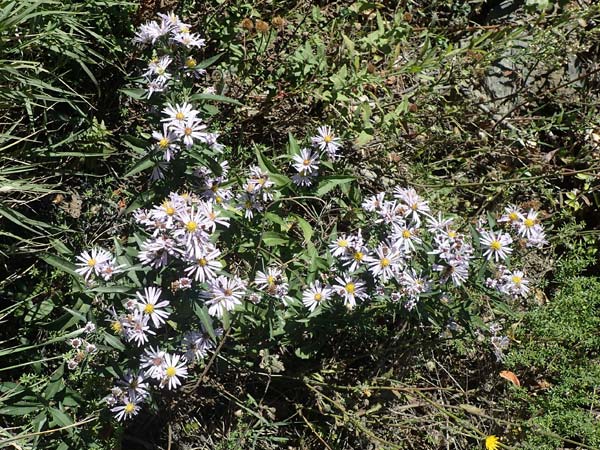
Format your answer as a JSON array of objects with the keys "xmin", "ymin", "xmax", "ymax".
[
  {"xmin": 189, "ymin": 93, "xmax": 242, "ymax": 106},
  {"xmin": 102, "ymin": 331, "xmax": 125, "ymax": 351},
  {"xmin": 119, "ymin": 88, "xmax": 146, "ymax": 100},
  {"xmin": 292, "ymin": 214, "xmax": 313, "ymax": 243},
  {"xmin": 315, "ymin": 176, "xmax": 355, "ymax": 197},
  {"xmin": 41, "ymin": 254, "xmax": 78, "ymax": 277},
  {"xmin": 49, "ymin": 407, "xmax": 73, "ymax": 427},
  {"xmin": 124, "ymin": 156, "xmax": 155, "ymax": 178},
  {"xmin": 261, "ymin": 231, "xmax": 288, "ymax": 247},
  {"xmin": 192, "ymin": 303, "xmax": 217, "ymax": 341}
]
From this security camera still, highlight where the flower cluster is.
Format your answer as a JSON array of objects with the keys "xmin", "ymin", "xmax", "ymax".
[
  {"xmin": 134, "ymin": 12, "xmax": 206, "ymax": 97},
  {"xmin": 291, "ymin": 126, "xmax": 342, "ymax": 187},
  {"xmin": 65, "ymin": 322, "xmax": 97, "ymax": 370},
  {"xmin": 75, "ymin": 247, "xmax": 123, "ymax": 282}
]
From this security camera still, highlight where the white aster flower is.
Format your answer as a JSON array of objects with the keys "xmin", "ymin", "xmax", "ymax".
[
  {"xmin": 136, "ymin": 286, "xmax": 170, "ymax": 328},
  {"xmin": 517, "ymin": 209, "xmax": 543, "ymax": 239},
  {"xmin": 75, "ymin": 247, "xmax": 112, "ymax": 280},
  {"xmin": 159, "ymin": 353, "xmax": 188, "ymax": 390},
  {"xmin": 161, "ymin": 102, "xmax": 199, "ymax": 127},
  {"xmin": 124, "ymin": 310, "xmax": 155, "ymax": 347},
  {"xmin": 302, "ymin": 280, "xmax": 333, "ymax": 312},
  {"xmin": 366, "ymin": 244, "xmax": 403, "ymax": 282},
  {"xmin": 479, "ymin": 230, "xmax": 513, "ymax": 262},
  {"xmin": 184, "ymin": 244, "xmax": 222, "ymax": 282},
  {"xmin": 140, "ymin": 346, "xmax": 167, "ymax": 380},
  {"xmin": 173, "ymin": 117, "xmax": 208, "ymax": 148},
  {"xmin": 203, "ymin": 275, "xmax": 246, "ymax": 318},
  {"xmin": 311, "ymin": 125, "xmax": 341, "ymax": 159},
  {"xmin": 111, "ymin": 394, "xmax": 142, "ymax": 422},
  {"xmin": 333, "ymin": 274, "xmax": 367, "ymax": 308},
  {"xmin": 292, "ymin": 148, "xmax": 319, "ymax": 174},
  {"xmin": 152, "ymin": 123, "xmax": 180, "ymax": 162}
]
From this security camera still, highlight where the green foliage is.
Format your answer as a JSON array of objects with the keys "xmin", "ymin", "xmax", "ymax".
[{"xmin": 503, "ymin": 244, "xmax": 600, "ymax": 449}]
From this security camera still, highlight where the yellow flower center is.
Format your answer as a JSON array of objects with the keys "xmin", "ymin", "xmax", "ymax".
[
  {"xmin": 156, "ymin": 67, "xmax": 165, "ymax": 75},
  {"xmin": 185, "ymin": 57, "xmax": 197, "ymax": 68},
  {"xmin": 186, "ymin": 221, "xmax": 197, "ymax": 232},
  {"xmin": 353, "ymin": 251, "xmax": 363, "ymax": 261},
  {"xmin": 511, "ymin": 275, "xmax": 522, "ymax": 284},
  {"xmin": 215, "ymin": 196, "xmax": 223, "ymax": 204},
  {"xmin": 165, "ymin": 205, "xmax": 175, "ymax": 215},
  {"xmin": 87, "ymin": 258, "xmax": 96, "ymax": 267},
  {"xmin": 490, "ymin": 240, "xmax": 502, "ymax": 251},
  {"xmin": 180, "ymin": 26, "xmax": 190, "ymax": 33},
  {"xmin": 184, "ymin": 127, "xmax": 193, "ymax": 136},
  {"xmin": 166, "ymin": 366, "xmax": 176, "ymax": 378},
  {"xmin": 402, "ymin": 230, "xmax": 411, "ymax": 239},
  {"xmin": 338, "ymin": 239, "xmax": 348, "ymax": 247},
  {"xmin": 267, "ymin": 275, "xmax": 275, "ymax": 285},
  {"xmin": 158, "ymin": 137, "xmax": 169, "ymax": 148},
  {"xmin": 314, "ymin": 293, "xmax": 322, "ymax": 301},
  {"xmin": 197, "ymin": 258, "xmax": 207, "ymax": 266},
  {"xmin": 524, "ymin": 218, "xmax": 535, "ymax": 228},
  {"xmin": 124, "ymin": 403, "xmax": 135, "ymax": 413},
  {"xmin": 508, "ymin": 211, "xmax": 518, "ymax": 221},
  {"xmin": 411, "ymin": 203, "xmax": 419, "ymax": 211},
  {"xmin": 175, "ymin": 112, "xmax": 185, "ymax": 120},
  {"xmin": 324, "ymin": 135, "xmax": 332, "ymax": 143},
  {"xmin": 144, "ymin": 303, "xmax": 155, "ymax": 314},
  {"xmin": 345, "ymin": 283, "xmax": 356, "ymax": 294},
  {"xmin": 447, "ymin": 230, "xmax": 457, "ymax": 238},
  {"xmin": 380, "ymin": 258, "xmax": 390, "ymax": 268},
  {"xmin": 303, "ymin": 159, "xmax": 311, "ymax": 166},
  {"xmin": 111, "ymin": 321, "xmax": 122, "ymax": 333}
]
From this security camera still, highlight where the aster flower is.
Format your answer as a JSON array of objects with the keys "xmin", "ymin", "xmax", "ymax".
[
  {"xmin": 203, "ymin": 275, "xmax": 246, "ymax": 318},
  {"xmin": 118, "ymin": 370, "xmax": 150, "ymax": 399},
  {"xmin": 498, "ymin": 204, "xmax": 523, "ymax": 226},
  {"xmin": 159, "ymin": 353, "xmax": 188, "ymax": 390},
  {"xmin": 311, "ymin": 125, "xmax": 341, "ymax": 159},
  {"xmin": 291, "ymin": 170, "xmax": 318, "ymax": 187},
  {"xmin": 184, "ymin": 244, "xmax": 222, "ymax": 282},
  {"xmin": 292, "ymin": 148, "xmax": 319, "ymax": 174},
  {"xmin": 124, "ymin": 311, "xmax": 155, "ymax": 347},
  {"xmin": 135, "ymin": 286, "xmax": 170, "ymax": 328},
  {"xmin": 172, "ymin": 117, "xmax": 209, "ymax": 148},
  {"xmin": 302, "ymin": 280, "xmax": 333, "ymax": 312},
  {"xmin": 145, "ymin": 55, "xmax": 172, "ymax": 84},
  {"xmin": 140, "ymin": 346, "xmax": 167, "ymax": 380},
  {"xmin": 341, "ymin": 245, "xmax": 370, "ymax": 273},
  {"xmin": 517, "ymin": 209, "xmax": 543, "ymax": 239},
  {"xmin": 393, "ymin": 187, "xmax": 431, "ymax": 224},
  {"xmin": 161, "ymin": 102, "xmax": 199, "ymax": 127},
  {"xmin": 152, "ymin": 123, "xmax": 180, "ymax": 161},
  {"xmin": 111, "ymin": 394, "xmax": 142, "ymax": 422},
  {"xmin": 391, "ymin": 222, "xmax": 422, "ymax": 253},
  {"xmin": 479, "ymin": 230, "xmax": 513, "ymax": 262},
  {"xmin": 75, "ymin": 247, "xmax": 112, "ymax": 280},
  {"xmin": 172, "ymin": 31, "xmax": 206, "ymax": 48},
  {"xmin": 366, "ymin": 244, "xmax": 403, "ymax": 282},
  {"xmin": 362, "ymin": 192, "xmax": 386, "ymax": 212},
  {"xmin": 183, "ymin": 326, "xmax": 222, "ymax": 361},
  {"xmin": 329, "ymin": 234, "xmax": 354, "ymax": 258},
  {"xmin": 333, "ymin": 274, "xmax": 367, "ymax": 308}
]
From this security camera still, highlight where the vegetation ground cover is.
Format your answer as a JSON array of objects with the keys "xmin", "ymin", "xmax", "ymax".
[{"xmin": 1, "ymin": 1, "xmax": 600, "ymax": 449}]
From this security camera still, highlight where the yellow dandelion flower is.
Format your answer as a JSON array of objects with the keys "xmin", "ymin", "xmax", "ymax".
[{"xmin": 485, "ymin": 435, "xmax": 499, "ymax": 450}]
